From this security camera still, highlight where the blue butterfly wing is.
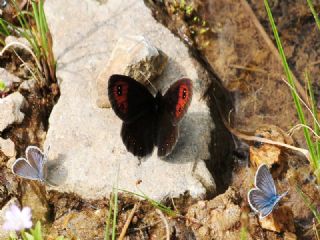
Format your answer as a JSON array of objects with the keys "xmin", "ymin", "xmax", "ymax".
[
  {"xmin": 248, "ymin": 189, "xmax": 277, "ymax": 218},
  {"xmin": 255, "ymin": 164, "xmax": 277, "ymax": 197},
  {"xmin": 12, "ymin": 158, "xmax": 40, "ymax": 181},
  {"xmin": 26, "ymin": 146, "xmax": 46, "ymax": 181}
]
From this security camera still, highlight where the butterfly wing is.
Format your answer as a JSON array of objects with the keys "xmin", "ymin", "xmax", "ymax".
[
  {"xmin": 12, "ymin": 158, "xmax": 40, "ymax": 181},
  {"xmin": 108, "ymin": 74, "xmax": 155, "ymax": 123},
  {"xmin": 156, "ymin": 111, "xmax": 178, "ymax": 157},
  {"xmin": 255, "ymin": 164, "xmax": 277, "ymax": 197},
  {"xmin": 155, "ymin": 79, "xmax": 192, "ymax": 157},
  {"xmin": 26, "ymin": 146, "xmax": 47, "ymax": 181},
  {"xmin": 121, "ymin": 112, "xmax": 156, "ymax": 157},
  {"xmin": 248, "ymin": 188, "xmax": 277, "ymax": 218},
  {"xmin": 162, "ymin": 78, "xmax": 193, "ymax": 125}
]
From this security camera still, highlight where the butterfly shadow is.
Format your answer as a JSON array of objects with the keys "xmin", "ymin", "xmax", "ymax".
[
  {"xmin": 46, "ymin": 153, "xmax": 68, "ymax": 186},
  {"xmin": 162, "ymin": 112, "xmax": 210, "ymax": 164}
]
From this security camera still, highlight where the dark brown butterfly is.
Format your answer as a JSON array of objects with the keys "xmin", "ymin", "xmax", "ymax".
[{"xmin": 108, "ymin": 74, "xmax": 193, "ymax": 157}]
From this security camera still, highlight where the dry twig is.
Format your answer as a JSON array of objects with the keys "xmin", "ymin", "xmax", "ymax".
[
  {"xmin": 118, "ymin": 203, "xmax": 140, "ymax": 240},
  {"xmin": 156, "ymin": 209, "xmax": 170, "ymax": 240}
]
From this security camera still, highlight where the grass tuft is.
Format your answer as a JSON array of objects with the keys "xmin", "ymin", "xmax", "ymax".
[
  {"xmin": 119, "ymin": 188, "xmax": 178, "ymax": 217},
  {"xmin": 296, "ymin": 186, "xmax": 320, "ymax": 237},
  {"xmin": 306, "ymin": 0, "xmax": 320, "ymax": 31},
  {"xmin": 0, "ymin": 0, "xmax": 56, "ymax": 85},
  {"xmin": 264, "ymin": 0, "xmax": 320, "ymax": 182}
]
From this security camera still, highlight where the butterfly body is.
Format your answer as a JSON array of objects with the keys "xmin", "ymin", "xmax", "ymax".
[
  {"xmin": 248, "ymin": 164, "xmax": 288, "ymax": 219},
  {"xmin": 108, "ymin": 74, "xmax": 192, "ymax": 157}
]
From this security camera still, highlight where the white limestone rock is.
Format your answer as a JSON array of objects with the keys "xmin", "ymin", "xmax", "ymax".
[
  {"xmin": 44, "ymin": 0, "xmax": 215, "ymax": 200},
  {"xmin": 0, "ymin": 92, "xmax": 26, "ymax": 132}
]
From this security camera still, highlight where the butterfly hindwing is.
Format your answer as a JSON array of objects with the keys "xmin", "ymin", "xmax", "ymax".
[
  {"xmin": 121, "ymin": 112, "xmax": 156, "ymax": 157},
  {"xmin": 163, "ymin": 78, "xmax": 193, "ymax": 125},
  {"xmin": 248, "ymin": 188, "xmax": 275, "ymax": 218},
  {"xmin": 12, "ymin": 158, "xmax": 40, "ymax": 181},
  {"xmin": 156, "ymin": 111, "xmax": 179, "ymax": 157},
  {"xmin": 108, "ymin": 75, "xmax": 155, "ymax": 123}
]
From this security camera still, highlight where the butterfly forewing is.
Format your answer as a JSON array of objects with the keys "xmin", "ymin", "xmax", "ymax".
[
  {"xmin": 255, "ymin": 164, "xmax": 277, "ymax": 197},
  {"xmin": 163, "ymin": 78, "xmax": 192, "ymax": 125},
  {"xmin": 12, "ymin": 158, "xmax": 40, "ymax": 180},
  {"xmin": 26, "ymin": 146, "xmax": 45, "ymax": 172},
  {"xmin": 108, "ymin": 75, "xmax": 155, "ymax": 123},
  {"xmin": 26, "ymin": 146, "xmax": 47, "ymax": 181}
]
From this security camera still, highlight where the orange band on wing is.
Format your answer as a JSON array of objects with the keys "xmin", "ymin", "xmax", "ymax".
[
  {"xmin": 112, "ymin": 80, "xmax": 129, "ymax": 114},
  {"xmin": 175, "ymin": 83, "xmax": 191, "ymax": 118}
]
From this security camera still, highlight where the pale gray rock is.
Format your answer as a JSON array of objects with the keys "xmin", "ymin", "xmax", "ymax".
[
  {"xmin": 96, "ymin": 35, "xmax": 168, "ymax": 108},
  {"xmin": 0, "ymin": 92, "xmax": 26, "ymax": 132},
  {"xmin": 0, "ymin": 138, "xmax": 15, "ymax": 158},
  {"xmin": 5, "ymin": 36, "xmax": 31, "ymax": 50},
  {"xmin": 0, "ymin": 68, "xmax": 22, "ymax": 90},
  {"xmin": 19, "ymin": 78, "xmax": 36, "ymax": 92},
  {"xmin": 44, "ymin": 0, "xmax": 215, "ymax": 200}
]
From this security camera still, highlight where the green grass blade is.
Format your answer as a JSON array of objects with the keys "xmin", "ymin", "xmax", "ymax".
[
  {"xmin": 296, "ymin": 185, "xmax": 320, "ymax": 224},
  {"xmin": 105, "ymin": 192, "xmax": 114, "ymax": 240},
  {"xmin": 264, "ymin": 0, "xmax": 318, "ymax": 172},
  {"xmin": 306, "ymin": 72, "xmax": 319, "ymax": 134},
  {"xmin": 307, "ymin": 0, "xmax": 320, "ymax": 31},
  {"xmin": 0, "ymin": 19, "xmax": 11, "ymax": 36},
  {"xmin": 305, "ymin": 71, "xmax": 320, "ymax": 158},
  {"xmin": 112, "ymin": 187, "xmax": 118, "ymax": 240},
  {"xmin": 38, "ymin": 1, "xmax": 49, "ymax": 57},
  {"xmin": 119, "ymin": 188, "xmax": 177, "ymax": 217},
  {"xmin": 0, "ymin": 15, "xmax": 40, "ymax": 56},
  {"xmin": 8, "ymin": 1, "xmax": 30, "ymax": 32},
  {"xmin": 240, "ymin": 226, "xmax": 248, "ymax": 240},
  {"xmin": 22, "ymin": 232, "xmax": 34, "ymax": 240}
]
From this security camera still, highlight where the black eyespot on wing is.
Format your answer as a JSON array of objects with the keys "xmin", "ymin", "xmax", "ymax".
[
  {"xmin": 163, "ymin": 78, "xmax": 193, "ymax": 125},
  {"xmin": 108, "ymin": 75, "xmax": 155, "ymax": 123}
]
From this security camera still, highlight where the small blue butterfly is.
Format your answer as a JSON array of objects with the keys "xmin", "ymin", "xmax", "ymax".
[
  {"xmin": 248, "ymin": 164, "xmax": 288, "ymax": 219},
  {"xmin": 12, "ymin": 146, "xmax": 56, "ymax": 186}
]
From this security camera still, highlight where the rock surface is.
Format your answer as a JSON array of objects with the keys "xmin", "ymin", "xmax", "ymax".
[
  {"xmin": 259, "ymin": 206, "xmax": 295, "ymax": 233},
  {"xmin": 18, "ymin": 78, "xmax": 36, "ymax": 92},
  {"xmin": 249, "ymin": 125, "xmax": 294, "ymax": 168},
  {"xmin": 44, "ymin": 0, "xmax": 214, "ymax": 200},
  {"xmin": 96, "ymin": 36, "xmax": 168, "ymax": 108},
  {"xmin": 0, "ymin": 137, "xmax": 15, "ymax": 159},
  {"xmin": 186, "ymin": 187, "xmax": 242, "ymax": 240},
  {"xmin": 0, "ymin": 92, "xmax": 26, "ymax": 132},
  {"xmin": 5, "ymin": 36, "xmax": 31, "ymax": 50},
  {"xmin": 0, "ymin": 68, "xmax": 22, "ymax": 90}
]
